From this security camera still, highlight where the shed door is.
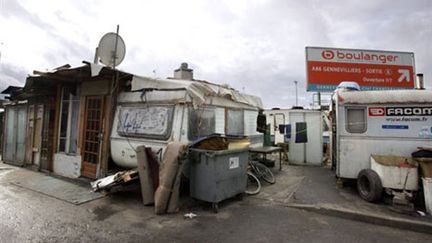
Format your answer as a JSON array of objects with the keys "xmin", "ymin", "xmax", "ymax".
[
  {"xmin": 40, "ymin": 105, "xmax": 55, "ymax": 171},
  {"xmin": 32, "ymin": 105, "xmax": 44, "ymax": 166},
  {"xmin": 3, "ymin": 106, "xmax": 27, "ymax": 166},
  {"xmin": 304, "ymin": 112, "xmax": 323, "ymax": 165},
  {"xmin": 25, "ymin": 105, "xmax": 35, "ymax": 164},
  {"xmin": 81, "ymin": 96, "xmax": 105, "ymax": 179},
  {"xmin": 3, "ymin": 107, "xmax": 17, "ymax": 163},
  {"xmin": 289, "ymin": 112, "xmax": 306, "ymax": 164}
]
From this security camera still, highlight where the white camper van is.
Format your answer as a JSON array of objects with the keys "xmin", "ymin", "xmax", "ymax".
[
  {"xmin": 110, "ymin": 75, "xmax": 264, "ymax": 168},
  {"xmin": 330, "ymin": 89, "xmax": 432, "ymax": 200}
]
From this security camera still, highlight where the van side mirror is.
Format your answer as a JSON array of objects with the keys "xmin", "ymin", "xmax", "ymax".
[{"xmin": 256, "ymin": 113, "xmax": 266, "ymax": 133}]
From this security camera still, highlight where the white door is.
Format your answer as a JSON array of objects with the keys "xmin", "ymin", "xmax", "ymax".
[
  {"xmin": 305, "ymin": 112, "xmax": 323, "ymax": 165},
  {"xmin": 289, "ymin": 112, "xmax": 305, "ymax": 164}
]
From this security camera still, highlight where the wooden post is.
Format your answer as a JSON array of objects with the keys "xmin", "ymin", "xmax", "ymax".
[{"xmin": 50, "ymin": 84, "xmax": 62, "ymax": 172}]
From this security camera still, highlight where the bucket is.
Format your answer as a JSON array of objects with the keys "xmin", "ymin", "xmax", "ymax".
[{"xmin": 422, "ymin": 177, "xmax": 432, "ymax": 215}]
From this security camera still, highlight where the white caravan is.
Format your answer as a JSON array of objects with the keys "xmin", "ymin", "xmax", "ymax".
[
  {"xmin": 110, "ymin": 76, "xmax": 264, "ymax": 168},
  {"xmin": 330, "ymin": 89, "xmax": 432, "ymax": 201}
]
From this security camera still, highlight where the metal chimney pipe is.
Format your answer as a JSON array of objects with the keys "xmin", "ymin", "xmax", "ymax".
[
  {"xmin": 416, "ymin": 73, "xmax": 424, "ymax": 89},
  {"xmin": 94, "ymin": 47, "xmax": 99, "ymax": 64}
]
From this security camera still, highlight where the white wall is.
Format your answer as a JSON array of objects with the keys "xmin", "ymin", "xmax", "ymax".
[
  {"xmin": 53, "ymin": 153, "xmax": 81, "ymax": 178},
  {"xmin": 288, "ymin": 111, "xmax": 323, "ymax": 165}
]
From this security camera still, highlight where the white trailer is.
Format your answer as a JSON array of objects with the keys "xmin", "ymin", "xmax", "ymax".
[
  {"xmin": 330, "ymin": 89, "xmax": 432, "ymax": 201},
  {"xmin": 264, "ymin": 108, "xmax": 323, "ymax": 165},
  {"xmin": 110, "ymin": 76, "xmax": 264, "ymax": 168}
]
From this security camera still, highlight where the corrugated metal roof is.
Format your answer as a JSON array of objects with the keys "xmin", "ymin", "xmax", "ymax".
[{"xmin": 1, "ymin": 86, "xmax": 23, "ymax": 94}]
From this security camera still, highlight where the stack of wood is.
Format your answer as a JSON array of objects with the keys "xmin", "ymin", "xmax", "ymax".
[{"xmin": 90, "ymin": 169, "xmax": 139, "ymax": 192}]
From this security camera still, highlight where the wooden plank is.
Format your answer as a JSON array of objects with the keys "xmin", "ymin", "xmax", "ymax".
[
  {"xmin": 81, "ymin": 163, "xmax": 97, "ymax": 179},
  {"xmin": 80, "ymin": 80, "xmax": 111, "ymax": 96},
  {"xmin": 77, "ymin": 95, "xmax": 86, "ymax": 155},
  {"xmin": 51, "ymin": 85, "xmax": 61, "ymax": 170},
  {"xmin": 32, "ymin": 105, "xmax": 43, "ymax": 167},
  {"xmin": 122, "ymin": 170, "xmax": 139, "ymax": 182},
  {"xmin": 44, "ymin": 100, "xmax": 56, "ymax": 172},
  {"xmin": 136, "ymin": 146, "xmax": 155, "ymax": 205},
  {"xmin": 25, "ymin": 105, "xmax": 34, "ymax": 165}
]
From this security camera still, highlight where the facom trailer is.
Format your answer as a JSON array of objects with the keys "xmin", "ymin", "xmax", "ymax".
[{"xmin": 330, "ymin": 89, "xmax": 432, "ymax": 201}]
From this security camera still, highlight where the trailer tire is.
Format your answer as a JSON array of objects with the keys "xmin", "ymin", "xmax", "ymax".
[{"xmin": 357, "ymin": 169, "xmax": 382, "ymax": 202}]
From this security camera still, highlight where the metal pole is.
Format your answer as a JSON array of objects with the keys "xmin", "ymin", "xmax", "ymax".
[
  {"xmin": 0, "ymin": 42, "xmax": 3, "ymax": 69},
  {"xmin": 93, "ymin": 47, "xmax": 99, "ymax": 64},
  {"xmin": 105, "ymin": 25, "xmax": 120, "ymax": 176},
  {"xmin": 294, "ymin": 80, "xmax": 298, "ymax": 106},
  {"xmin": 112, "ymin": 25, "xmax": 120, "ymax": 69}
]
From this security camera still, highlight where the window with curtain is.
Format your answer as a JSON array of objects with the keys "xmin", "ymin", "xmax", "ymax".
[
  {"xmin": 345, "ymin": 107, "xmax": 367, "ymax": 133},
  {"xmin": 226, "ymin": 109, "xmax": 244, "ymax": 136},
  {"xmin": 188, "ymin": 107, "xmax": 216, "ymax": 140},
  {"xmin": 58, "ymin": 86, "xmax": 79, "ymax": 154}
]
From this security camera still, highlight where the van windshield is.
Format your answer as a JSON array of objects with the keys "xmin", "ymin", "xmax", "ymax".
[{"xmin": 117, "ymin": 105, "xmax": 174, "ymax": 139}]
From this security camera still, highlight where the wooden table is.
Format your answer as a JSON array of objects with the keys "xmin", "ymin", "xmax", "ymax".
[{"xmin": 249, "ymin": 146, "xmax": 283, "ymax": 171}]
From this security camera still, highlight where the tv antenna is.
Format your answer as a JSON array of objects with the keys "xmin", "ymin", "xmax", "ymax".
[{"xmin": 97, "ymin": 25, "xmax": 126, "ymax": 68}]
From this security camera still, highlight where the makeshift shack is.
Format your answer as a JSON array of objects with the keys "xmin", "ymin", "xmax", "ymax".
[{"xmin": 264, "ymin": 108, "xmax": 323, "ymax": 165}]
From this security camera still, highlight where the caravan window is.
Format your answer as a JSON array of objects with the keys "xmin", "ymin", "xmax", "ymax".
[
  {"xmin": 226, "ymin": 109, "xmax": 244, "ymax": 136},
  {"xmin": 188, "ymin": 107, "xmax": 216, "ymax": 140},
  {"xmin": 274, "ymin": 113, "xmax": 285, "ymax": 132},
  {"xmin": 117, "ymin": 105, "xmax": 174, "ymax": 139},
  {"xmin": 345, "ymin": 107, "xmax": 367, "ymax": 133}
]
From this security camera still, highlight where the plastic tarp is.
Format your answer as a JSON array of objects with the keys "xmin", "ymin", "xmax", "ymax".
[
  {"xmin": 131, "ymin": 75, "xmax": 263, "ymax": 109},
  {"xmin": 335, "ymin": 89, "xmax": 432, "ymax": 104}
]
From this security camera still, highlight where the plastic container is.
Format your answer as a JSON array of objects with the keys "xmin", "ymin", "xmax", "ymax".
[
  {"xmin": 415, "ymin": 157, "xmax": 432, "ymax": 178},
  {"xmin": 370, "ymin": 155, "xmax": 418, "ymax": 190},
  {"xmin": 423, "ymin": 177, "xmax": 432, "ymax": 215}
]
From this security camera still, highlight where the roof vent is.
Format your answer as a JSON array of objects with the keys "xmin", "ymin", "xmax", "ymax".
[
  {"xmin": 416, "ymin": 73, "xmax": 425, "ymax": 90},
  {"xmin": 174, "ymin": 62, "xmax": 193, "ymax": 80}
]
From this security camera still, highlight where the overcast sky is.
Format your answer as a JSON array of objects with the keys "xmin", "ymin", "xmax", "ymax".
[{"xmin": 0, "ymin": 0, "xmax": 431, "ymax": 108}]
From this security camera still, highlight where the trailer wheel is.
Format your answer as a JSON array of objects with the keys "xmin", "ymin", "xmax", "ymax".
[{"xmin": 357, "ymin": 169, "xmax": 383, "ymax": 202}]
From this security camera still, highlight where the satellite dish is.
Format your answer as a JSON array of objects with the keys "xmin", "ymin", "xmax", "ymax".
[{"xmin": 97, "ymin": 32, "xmax": 126, "ymax": 68}]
